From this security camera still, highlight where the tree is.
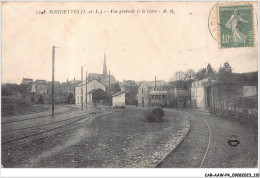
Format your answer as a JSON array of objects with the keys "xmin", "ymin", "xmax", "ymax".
[
  {"xmin": 195, "ymin": 68, "xmax": 207, "ymax": 80},
  {"xmin": 185, "ymin": 69, "xmax": 195, "ymax": 80},
  {"xmin": 38, "ymin": 95, "xmax": 44, "ymax": 104},
  {"xmin": 217, "ymin": 62, "xmax": 233, "ymax": 82},
  {"xmin": 206, "ymin": 63, "xmax": 213, "ymax": 75},
  {"xmin": 110, "ymin": 83, "xmax": 121, "ymax": 94},
  {"xmin": 170, "ymin": 71, "xmax": 186, "ymax": 81},
  {"xmin": 122, "ymin": 81, "xmax": 138, "ymax": 105},
  {"xmin": 224, "ymin": 62, "xmax": 232, "ymax": 73},
  {"xmin": 169, "ymin": 80, "xmax": 189, "ymax": 90},
  {"xmin": 67, "ymin": 92, "xmax": 75, "ymax": 104}
]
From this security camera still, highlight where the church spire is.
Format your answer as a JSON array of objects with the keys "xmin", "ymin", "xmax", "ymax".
[{"xmin": 103, "ymin": 52, "xmax": 107, "ymax": 75}]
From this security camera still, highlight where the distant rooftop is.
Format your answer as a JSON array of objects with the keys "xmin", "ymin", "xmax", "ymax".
[
  {"xmin": 88, "ymin": 73, "xmax": 117, "ymax": 86},
  {"xmin": 139, "ymin": 80, "xmax": 168, "ymax": 88}
]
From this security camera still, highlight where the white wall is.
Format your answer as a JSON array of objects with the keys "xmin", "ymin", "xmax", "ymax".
[
  {"xmin": 191, "ymin": 87, "xmax": 206, "ymax": 109},
  {"xmin": 112, "ymin": 92, "xmax": 125, "ymax": 107},
  {"xmin": 138, "ymin": 83, "xmax": 150, "ymax": 106},
  {"xmin": 75, "ymin": 79, "xmax": 106, "ymax": 105}
]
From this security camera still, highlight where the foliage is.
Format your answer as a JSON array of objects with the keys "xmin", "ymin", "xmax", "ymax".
[
  {"xmin": 170, "ymin": 71, "xmax": 186, "ymax": 81},
  {"xmin": 195, "ymin": 63, "xmax": 216, "ymax": 80},
  {"xmin": 206, "ymin": 63, "xmax": 216, "ymax": 77},
  {"xmin": 1, "ymin": 84, "xmax": 20, "ymax": 96},
  {"xmin": 67, "ymin": 92, "xmax": 75, "ymax": 104},
  {"xmin": 145, "ymin": 107, "xmax": 164, "ymax": 122},
  {"xmin": 1, "ymin": 97, "xmax": 33, "ymax": 116},
  {"xmin": 169, "ymin": 80, "xmax": 189, "ymax": 90},
  {"xmin": 217, "ymin": 62, "xmax": 233, "ymax": 82},
  {"xmin": 185, "ymin": 69, "xmax": 195, "ymax": 80},
  {"xmin": 121, "ymin": 80, "xmax": 139, "ymax": 105},
  {"xmin": 38, "ymin": 95, "xmax": 44, "ymax": 104},
  {"xmin": 110, "ymin": 83, "xmax": 121, "ymax": 94},
  {"xmin": 195, "ymin": 68, "xmax": 207, "ymax": 80}
]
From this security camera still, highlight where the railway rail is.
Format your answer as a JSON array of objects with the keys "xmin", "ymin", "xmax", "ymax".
[
  {"xmin": 155, "ymin": 110, "xmax": 212, "ymax": 168},
  {"xmin": 191, "ymin": 111, "xmax": 212, "ymax": 168},
  {"xmin": 2, "ymin": 113, "xmax": 97, "ymax": 145}
]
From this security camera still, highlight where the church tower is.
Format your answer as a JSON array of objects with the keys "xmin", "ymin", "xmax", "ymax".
[{"xmin": 103, "ymin": 53, "xmax": 107, "ymax": 75}]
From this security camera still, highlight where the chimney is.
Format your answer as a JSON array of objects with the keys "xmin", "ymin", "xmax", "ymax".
[
  {"xmin": 155, "ymin": 76, "xmax": 157, "ymax": 91},
  {"xmin": 103, "ymin": 52, "xmax": 107, "ymax": 75}
]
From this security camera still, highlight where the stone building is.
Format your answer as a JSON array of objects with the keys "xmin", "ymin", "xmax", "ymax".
[
  {"xmin": 137, "ymin": 80, "xmax": 167, "ymax": 106},
  {"xmin": 75, "ymin": 78, "xmax": 106, "ymax": 105},
  {"xmin": 21, "ymin": 78, "xmax": 33, "ymax": 85},
  {"xmin": 191, "ymin": 78, "xmax": 217, "ymax": 109}
]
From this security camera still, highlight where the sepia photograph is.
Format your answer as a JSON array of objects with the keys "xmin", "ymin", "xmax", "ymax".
[{"xmin": 1, "ymin": 1, "xmax": 259, "ymax": 177}]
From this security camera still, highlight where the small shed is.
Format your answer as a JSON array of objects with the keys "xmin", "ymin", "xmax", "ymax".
[{"xmin": 112, "ymin": 90, "xmax": 127, "ymax": 107}]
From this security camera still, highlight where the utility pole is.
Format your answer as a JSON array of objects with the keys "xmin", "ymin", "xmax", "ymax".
[
  {"xmin": 108, "ymin": 71, "xmax": 111, "ymax": 108},
  {"xmin": 52, "ymin": 46, "xmax": 56, "ymax": 118},
  {"xmin": 189, "ymin": 71, "xmax": 192, "ymax": 108},
  {"xmin": 86, "ymin": 71, "xmax": 88, "ymax": 109},
  {"xmin": 81, "ymin": 66, "xmax": 83, "ymax": 111}
]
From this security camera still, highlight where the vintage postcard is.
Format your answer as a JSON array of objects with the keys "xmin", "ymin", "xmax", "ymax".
[{"xmin": 1, "ymin": 1, "xmax": 258, "ymax": 177}]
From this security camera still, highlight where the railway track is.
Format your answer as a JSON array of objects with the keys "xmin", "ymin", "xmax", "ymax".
[
  {"xmin": 155, "ymin": 110, "xmax": 212, "ymax": 168},
  {"xmin": 190, "ymin": 111, "xmax": 212, "ymax": 168},
  {"xmin": 2, "ymin": 113, "xmax": 97, "ymax": 145},
  {"xmin": 1, "ymin": 106, "xmax": 78, "ymax": 125}
]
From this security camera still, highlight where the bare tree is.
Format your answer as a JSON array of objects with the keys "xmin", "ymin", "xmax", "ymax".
[
  {"xmin": 170, "ymin": 71, "xmax": 186, "ymax": 81},
  {"xmin": 185, "ymin": 69, "xmax": 195, "ymax": 80}
]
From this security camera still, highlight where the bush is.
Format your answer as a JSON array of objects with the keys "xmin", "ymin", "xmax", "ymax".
[
  {"xmin": 67, "ymin": 92, "xmax": 75, "ymax": 104},
  {"xmin": 145, "ymin": 107, "xmax": 164, "ymax": 122},
  {"xmin": 38, "ymin": 95, "xmax": 44, "ymax": 104}
]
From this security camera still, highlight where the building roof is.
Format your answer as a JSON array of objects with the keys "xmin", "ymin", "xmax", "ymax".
[
  {"xmin": 192, "ymin": 78, "xmax": 217, "ymax": 88},
  {"xmin": 23, "ymin": 78, "xmax": 33, "ymax": 81},
  {"xmin": 112, "ymin": 90, "xmax": 127, "ymax": 97},
  {"xmin": 87, "ymin": 88, "xmax": 106, "ymax": 95},
  {"xmin": 76, "ymin": 78, "xmax": 106, "ymax": 87},
  {"xmin": 36, "ymin": 79, "xmax": 46, "ymax": 82},
  {"xmin": 204, "ymin": 82, "xmax": 237, "ymax": 89},
  {"xmin": 150, "ymin": 90, "xmax": 168, "ymax": 95},
  {"xmin": 88, "ymin": 73, "xmax": 117, "ymax": 86},
  {"xmin": 138, "ymin": 80, "xmax": 168, "ymax": 88}
]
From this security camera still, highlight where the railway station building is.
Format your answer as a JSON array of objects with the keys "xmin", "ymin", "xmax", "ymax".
[{"xmin": 75, "ymin": 78, "xmax": 106, "ymax": 105}]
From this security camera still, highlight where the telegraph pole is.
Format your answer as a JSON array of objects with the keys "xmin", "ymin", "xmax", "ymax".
[
  {"xmin": 52, "ymin": 46, "xmax": 56, "ymax": 117},
  {"xmin": 189, "ymin": 71, "xmax": 192, "ymax": 108},
  {"xmin": 81, "ymin": 66, "xmax": 83, "ymax": 111},
  {"xmin": 86, "ymin": 71, "xmax": 88, "ymax": 109},
  {"xmin": 108, "ymin": 71, "xmax": 111, "ymax": 108}
]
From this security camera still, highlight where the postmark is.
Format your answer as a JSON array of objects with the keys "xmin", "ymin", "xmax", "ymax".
[
  {"xmin": 217, "ymin": 2, "xmax": 255, "ymax": 48},
  {"xmin": 208, "ymin": 4, "xmax": 218, "ymax": 42}
]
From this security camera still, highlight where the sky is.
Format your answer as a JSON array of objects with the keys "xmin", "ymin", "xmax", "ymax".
[{"xmin": 1, "ymin": 1, "xmax": 258, "ymax": 84}]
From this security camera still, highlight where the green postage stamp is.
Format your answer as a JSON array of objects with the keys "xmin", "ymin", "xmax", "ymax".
[{"xmin": 218, "ymin": 3, "xmax": 254, "ymax": 48}]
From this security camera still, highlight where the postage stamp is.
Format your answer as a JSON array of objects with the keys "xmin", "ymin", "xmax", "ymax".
[{"xmin": 217, "ymin": 3, "xmax": 255, "ymax": 48}]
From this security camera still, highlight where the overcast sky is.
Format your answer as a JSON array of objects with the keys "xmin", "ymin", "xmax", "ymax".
[{"xmin": 2, "ymin": 1, "xmax": 258, "ymax": 84}]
